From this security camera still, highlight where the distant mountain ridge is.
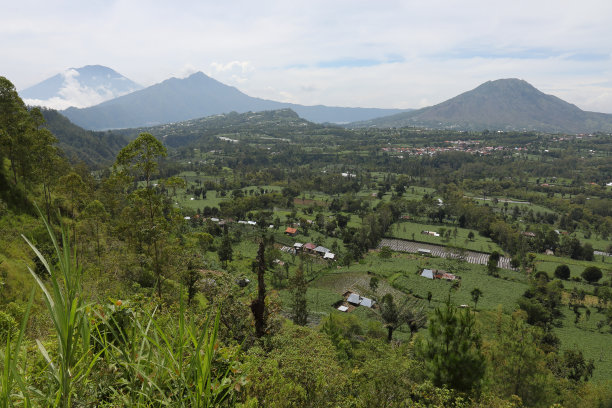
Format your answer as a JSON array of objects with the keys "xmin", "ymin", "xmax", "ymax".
[
  {"xmin": 61, "ymin": 72, "xmax": 406, "ymax": 129},
  {"xmin": 21, "ymin": 65, "xmax": 142, "ymax": 110},
  {"xmin": 350, "ymin": 79, "xmax": 612, "ymax": 134},
  {"xmin": 40, "ymin": 108, "xmax": 128, "ymax": 168}
]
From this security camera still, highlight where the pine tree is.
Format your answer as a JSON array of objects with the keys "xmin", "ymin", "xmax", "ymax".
[
  {"xmin": 418, "ymin": 297, "xmax": 485, "ymax": 393},
  {"xmin": 290, "ymin": 264, "xmax": 308, "ymax": 326},
  {"xmin": 251, "ymin": 238, "xmax": 267, "ymax": 337},
  {"xmin": 487, "ymin": 251, "xmax": 500, "ymax": 276},
  {"xmin": 218, "ymin": 230, "xmax": 233, "ymax": 268}
]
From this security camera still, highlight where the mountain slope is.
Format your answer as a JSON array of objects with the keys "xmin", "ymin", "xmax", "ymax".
[
  {"xmin": 113, "ymin": 108, "xmax": 326, "ymax": 148},
  {"xmin": 21, "ymin": 65, "xmax": 142, "ymax": 110},
  {"xmin": 41, "ymin": 109, "xmax": 128, "ymax": 168},
  {"xmin": 61, "ymin": 72, "xmax": 405, "ymax": 129},
  {"xmin": 351, "ymin": 79, "xmax": 612, "ymax": 134}
]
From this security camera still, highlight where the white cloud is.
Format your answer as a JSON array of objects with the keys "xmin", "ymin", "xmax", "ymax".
[
  {"xmin": 173, "ymin": 64, "xmax": 199, "ymax": 79},
  {"xmin": 23, "ymin": 97, "xmax": 75, "ymax": 111},
  {"xmin": 210, "ymin": 61, "xmax": 254, "ymax": 74},
  {"xmin": 209, "ymin": 61, "xmax": 255, "ymax": 86},
  {"xmin": 24, "ymin": 67, "xmax": 138, "ymax": 109}
]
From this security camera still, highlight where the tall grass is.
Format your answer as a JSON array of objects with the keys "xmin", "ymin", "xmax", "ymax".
[
  {"xmin": 16, "ymin": 209, "xmax": 236, "ymax": 406},
  {"xmin": 94, "ymin": 298, "xmax": 234, "ymax": 406},
  {"xmin": 22, "ymin": 211, "xmax": 101, "ymax": 407},
  {"xmin": 0, "ymin": 290, "xmax": 34, "ymax": 408}
]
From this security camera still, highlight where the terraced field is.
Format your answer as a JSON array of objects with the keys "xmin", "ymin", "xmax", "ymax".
[{"xmin": 379, "ymin": 238, "xmax": 515, "ymax": 270}]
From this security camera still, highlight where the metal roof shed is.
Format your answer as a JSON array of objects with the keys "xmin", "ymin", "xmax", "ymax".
[
  {"xmin": 360, "ymin": 297, "xmax": 375, "ymax": 308},
  {"xmin": 347, "ymin": 293, "xmax": 361, "ymax": 305},
  {"xmin": 323, "ymin": 252, "xmax": 335, "ymax": 260},
  {"xmin": 421, "ymin": 269, "xmax": 434, "ymax": 279}
]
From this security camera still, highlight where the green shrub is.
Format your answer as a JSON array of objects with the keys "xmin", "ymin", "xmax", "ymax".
[
  {"xmin": 510, "ymin": 257, "xmax": 521, "ymax": 269},
  {"xmin": 554, "ymin": 264, "xmax": 571, "ymax": 280},
  {"xmin": 582, "ymin": 266, "xmax": 602, "ymax": 283},
  {"xmin": 0, "ymin": 310, "xmax": 17, "ymax": 342},
  {"xmin": 379, "ymin": 246, "xmax": 392, "ymax": 259}
]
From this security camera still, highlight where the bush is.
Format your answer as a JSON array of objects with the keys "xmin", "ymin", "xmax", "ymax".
[
  {"xmin": 510, "ymin": 257, "xmax": 521, "ymax": 269},
  {"xmin": 379, "ymin": 246, "xmax": 392, "ymax": 259},
  {"xmin": 581, "ymin": 266, "xmax": 602, "ymax": 283},
  {"xmin": 0, "ymin": 309, "xmax": 17, "ymax": 342},
  {"xmin": 554, "ymin": 264, "xmax": 571, "ymax": 280},
  {"xmin": 582, "ymin": 243, "xmax": 594, "ymax": 261}
]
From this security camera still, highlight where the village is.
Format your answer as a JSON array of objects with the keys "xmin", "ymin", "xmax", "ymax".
[{"xmin": 380, "ymin": 140, "xmax": 527, "ymax": 157}]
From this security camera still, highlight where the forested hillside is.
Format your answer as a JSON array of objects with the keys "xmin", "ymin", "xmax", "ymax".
[
  {"xmin": 1, "ymin": 75, "xmax": 612, "ymax": 407},
  {"xmin": 41, "ymin": 108, "xmax": 128, "ymax": 167}
]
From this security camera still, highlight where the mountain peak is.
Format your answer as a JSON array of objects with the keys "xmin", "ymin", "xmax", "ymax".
[
  {"xmin": 61, "ymin": 72, "xmax": 406, "ymax": 130},
  {"xmin": 487, "ymin": 78, "xmax": 527, "ymax": 84},
  {"xmin": 477, "ymin": 78, "xmax": 539, "ymax": 92},
  {"xmin": 69, "ymin": 65, "xmax": 122, "ymax": 75},
  {"xmin": 20, "ymin": 65, "xmax": 142, "ymax": 110},
  {"xmin": 187, "ymin": 71, "xmax": 209, "ymax": 79},
  {"xmin": 351, "ymin": 78, "xmax": 612, "ymax": 133}
]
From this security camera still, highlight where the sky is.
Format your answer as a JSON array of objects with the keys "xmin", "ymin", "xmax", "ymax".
[{"xmin": 3, "ymin": 0, "xmax": 612, "ymax": 112}]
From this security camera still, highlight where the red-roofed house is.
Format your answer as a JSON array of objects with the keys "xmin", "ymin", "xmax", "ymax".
[
  {"xmin": 285, "ymin": 227, "xmax": 298, "ymax": 237},
  {"xmin": 303, "ymin": 243, "xmax": 316, "ymax": 253}
]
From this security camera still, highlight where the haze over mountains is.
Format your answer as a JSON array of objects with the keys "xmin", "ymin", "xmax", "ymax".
[
  {"xmin": 351, "ymin": 79, "xmax": 612, "ymax": 134},
  {"xmin": 21, "ymin": 65, "xmax": 142, "ymax": 110},
  {"xmin": 60, "ymin": 71, "xmax": 406, "ymax": 129},
  {"xmin": 20, "ymin": 66, "xmax": 612, "ymax": 134}
]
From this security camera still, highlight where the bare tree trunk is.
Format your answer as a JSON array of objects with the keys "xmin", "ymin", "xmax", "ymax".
[{"xmin": 387, "ymin": 326, "xmax": 394, "ymax": 342}]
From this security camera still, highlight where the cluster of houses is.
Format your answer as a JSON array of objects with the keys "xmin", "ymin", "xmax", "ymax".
[
  {"xmin": 181, "ymin": 220, "xmax": 338, "ymax": 261},
  {"xmin": 184, "ymin": 216, "xmax": 287, "ymax": 229},
  {"xmin": 420, "ymin": 269, "xmax": 459, "ymax": 281},
  {"xmin": 282, "ymin": 227, "xmax": 336, "ymax": 260},
  {"xmin": 183, "ymin": 216, "xmax": 253, "ymax": 227},
  {"xmin": 381, "ymin": 143, "xmax": 510, "ymax": 157},
  {"xmin": 336, "ymin": 291, "xmax": 376, "ymax": 312},
  {"xmin": 280, "ymin": 241, "xmax": 336, "ymax": 260}
]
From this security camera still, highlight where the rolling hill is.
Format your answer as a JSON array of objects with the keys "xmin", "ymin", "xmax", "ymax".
[
  {"xmin": 61, "ymin": 72, "xmax": 406, "ymax": 130},
  {"xmin": 111, "ymin": 108, "xmax": 332, "ymax": 148},
  {"xmin": 350, "ymin": 79, "xmax": 612, "ymax": 134}
]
